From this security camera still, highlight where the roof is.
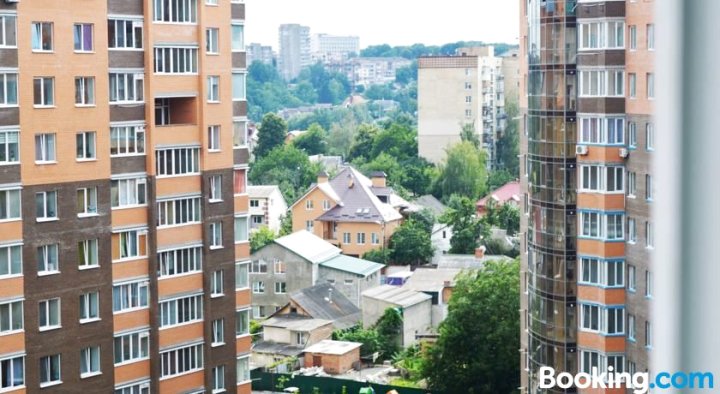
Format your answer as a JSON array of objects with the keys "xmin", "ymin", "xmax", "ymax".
[
  {"xmin": 319, "ymin": 255, "xmax": 384, "ymax": 277},
  {"xmin": 252, "ymin": 341, "xmax": 305, "ymax": 357},
  {"xmin": 247, "ymin": 185, "xmax": 283, "ymax": 199},
  {"xmin": 287, "ymin": 283, "xmax": 361, "ymax": 330},
  {"xmin": 413, "ymin": 195, "xmax": 448, "ymax": 217},
  {"xmin": 403, "ymin": 268, "xmax": 461, "ymax": 293},
  {"xmin": 477, "ymin": 181, "xmax": 521, "ymax": 209},
  {"xmin": 262, "ymin": 316, "xmax": 333, "ymax": 332},
  {"xmin": 274, "ymin": 230, "xmax": 341, "ymax": 264},
  {"xmin": 435, "ymin": 254, "xmax": 508, "ymax": 269},
  {"xmin": 303, "ymin": 340, "xmax": 362, "ymax": 355},
  {"xmin": 362, "ymin": 285, "xmax": 432, "ymax": 308}
]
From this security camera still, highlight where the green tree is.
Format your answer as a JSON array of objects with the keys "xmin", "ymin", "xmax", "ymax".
[
  {"xmin": 375, "ymin": 308, "xmax": 403, "ymax": 357},
  {"xmin": 395, "ymin": 61, "xmax": 418, "ymax": 85},
  {"xmin": 254, "ymin": 113, "xmax": 288, "ymax": 159},
  {"xmin": 389, "ymin": 219, "xmax": 434, "ymax": 266},
  {"xmin": 440, "ymin": 195, "xmax": 488, "ymax": 254},
  {"xmin": 496, "ymin": 100, "xmax": 520, "ymax": 176},
  {"xmin": 249, "ymin": 145, "xmax": 321, "ymax": 203},
  {"xmin": 348, "ymin": 123, "xmax": 380, "ymax": 161},
  {"xmin": 291, "ymin": 80, "xmax": 318, "ymax": 104},
  {"xmin": 460, "ymin": 122, "xmax": 481, "ymax": 149},
  {"xmin": 486, "ymin": 169, "xmax": 515, "ymax": 192},
  {"xmin": 292, "ymin": 123, "xmax": 327, "ymax": 155},
  {"xmin": 435, "ymin": 141, "xmax": 488, "ymax": 200},
  {"xmin": 362, "ymin": 248, "xmax": 391, "ymax": 265},
  {"xmin": 409, "ymin": 208, "xmax": 435, "ymax": 235},
  {"xmin": 333, "ymin": 326, "xmax": 381, "ymax": 357},
  {"xmin": 326, "ymin": 114, "xmax": 357, "ymax": 158},
  {"xmin": 484, "ymin": 201, "xmax": 520, "ymax": 236},
  {"xmin": 250, "ymin": 226, "xmax": 277, "ymax": 253},
  {"xmin": 423, "ymin": 259, "xmax": 520, "ymax": 394}
]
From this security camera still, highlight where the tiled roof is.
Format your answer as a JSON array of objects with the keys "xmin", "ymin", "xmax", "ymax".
[
  {"xmin": 477, "ymin": 181, "xmax": 521, "ymax": 208},
  {"xmin": 274, "ymin": 230, "xmax": 341, "ymax": 263}
]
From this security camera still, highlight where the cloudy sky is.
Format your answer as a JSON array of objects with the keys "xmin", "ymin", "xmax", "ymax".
[{"xmin": 245, "ymin": 0, "xmax": 520, "ymax": 49}]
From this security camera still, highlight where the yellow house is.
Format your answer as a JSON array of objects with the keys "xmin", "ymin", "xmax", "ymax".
[{"xmin": 290, "ymin": 167, "xmax": 408, "ymax": 257}]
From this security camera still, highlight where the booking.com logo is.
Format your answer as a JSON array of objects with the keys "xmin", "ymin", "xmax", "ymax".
[{"xmin": 538, "ymin": 366, "xmax": 714, "ymax": 393}]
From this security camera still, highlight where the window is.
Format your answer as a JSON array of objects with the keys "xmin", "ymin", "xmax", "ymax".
[
  {"xmin": 80, "ymin": 346, "xmax": 100, "ymax": 378},
  {"xmin": 112, "ymin": 280, "xmax": 149, "ymax": 312},
  {"xmin": 159, "ymin": 294, "xmax": 203, "ymax": 327},
  {"xmin": 111, "ymin": 177, "xmax": 147, "ymax": 208},
  {"xmin": 0, "ymin": 14, "xmax": 17, "ymax": 48},
  {"xmin": 250, "ymin": 199, "xmax": 259, "ymax": 208},
  {"xmin": 236, "ymin": 309, "xmax": 250, "ymax": 336},
  {"xmin": 75, "ymin": 77, "xmax": 96, "ymax": 106},
  {"xmin": 343, "ymin": 232, "xmax": 351, "ymax": 244},
  {"xmin": 207, "ymin": 0, "xmax": 219, "ymax": 4},
  {"xmin": 39, "ymin": 354, "xmax": 61, "ymax": 386},
  {"xmin": 0, "ymin": 244, "xmax": 21, "ymax": 277},
  {"xmin": 76, "ymin": 186, "xmax": 98, "ymax": 217},
  {"xmin": 646, "ymin": 73, "xmax": 655, "ymax": 99},
  {"xmin": 273, "ymin": 260, "xmax": 286, "ymax": 274},
  {"xmin": 158, "ymin": 246, "xmax": 202, "ymax": 277},
  {"xmin": 646, "ymin": 123, "xmax": 654, "ymax": 150},
  {"xmin": 0, "ymin": 188, "xmax": 21, "ymax": 221},
  {"xmin": 628, "ymin": 218, "xmax": 637, "ymax": 243},
  {"xmin": 35, "ymin": 133, "xmax": 56, "ymax": 163},
  {"xmin": 628, "ymin": 73, "xmax": 636, "ymax": 98},
  {"xmin": 464, "ymin": 82, "xmax": 471, "ymax": 90},
  {"xmin": 628, "ymin": 265, "xmax": 636, "ymax": 291},
  {"xmin": 153, "ymin": 0, "xmax": 198, "ymax": 23},
  {"xmin": 580, "ymin": 351, "xmax": 624, "ymax": 375},
  {"xmin": 628, "ymin": 314, "xmax": 636, "ymax": 341},
  {"xmin": 645, "ymin": 270, "xmax": 653, "ymax": 297},
  {"xmin": 231, "ymin": 23, "xmax": 244, "ymax": 51},
  {"xmin": 580, "ymin": 211, "xmax": 624, "ymax": 240},
  {"xmin": 210, "ymin": 222, "xmax": 223, "ymax": 248},
  {"xmin": 79, "ymin": 292, "xmax": 99, "ymax": 322},
  {"xmin": 357, "ymin": 232, "xmax": 366, "ymax": 245},
  {"xmin": 157, "ymin": 197, "xmax": 201, "ymax": 227},
  {"xmin": 252, "ymin": 281, "xmax": 265, "ymax": 294},
  {"xmin": 154, "ymin": 47, "xmax": 198, "ymax": 74},
  {"xmin": 208, "ymin": 125, "xmax": 221, "ymax": 151},
  {"xmin": 160, "ymin": 343, "xmax": 204, "ymax": 378},
  {"xmin": 113, "ymin": 331, "xmax": 149, "ymax": 365},
  {"xmin": 39, "ymin": 298, "xmax": 61, "ymax": 330},
  {"xmin": 305, "ymin": 220, "xmax": 314, "ymax": 232},
  {"xmin": 628, "ymin": 121, "xmax": 637, "ymax": 147},
  {"xmin": 606, "ymin": 308, "xmax": 624, "ymax": 334},
  {"xmin": 252, "ymin": 305, "xmax": 266, "ymax": 318},
  {"xmin": 627, "ymin": 171, "xmax": 636, "ymax": 197},
  {"xmin": 0, "ymin": 73, "xmax": 18, "ymax": 107},
  {"xmin": 111, "ymin": 125, "xmax": 145, "ymax": 157},
  {"xmin": 251, "ymin": 215, "xmax": 263, "ymax": 224},
  {"xmin": 34, "ymin": 76, "xmax": 55, "ymax": 106},
  {"xmin": 646, "ymin": 174, "xmax": 653, "ymax": 200},
  {"xmin": 580, "ymin": 258, "xmax": 624, "ymax": 287},
  {"xmin": 206, "ymin": 28, "xmax": 219, "ymax": 54},
  {"xmin": 114, "ymin": 381, "xmax": 150, "ymax": 394},
  {"xmin": 371, "ymin": 233, "xmax": 380, "ymax": 245},
  {"xmin": 274, "ymin": 282, "xmax": 286, "ymax": 294},
  {"xmin": 78, "ymin": 239, "xmax": 99, "ymax": 269},
  {"xmin": 233, "ymin": 169, "xmax": 246, "ymax": 194},
  {"xmin": 73, "ymin": 24, "xmax": 93, "ymax": 52},
  {"xmin": 209, "ymin": 175, "xmax": 222, "ymax": 202},
  {"xmin": 156, "ymin": 98, "xmax": 170, "ymax": 125},
  {"xmin": 465, "ymin": 109, "xmax": 472, "ymax": 118},
  {"xmin": 579, "ymin": 70, "xmax": 623, "ymax": 97},
  {"xmin": 579, "ymin": 21, "xmax": 624, "ymax": 49},
  {"xmin": 306, "ymin": 199, "xmax": 314, "ymax": 210},
  {"xmin": 645, "ymin": 321, "xmax": 652, "ymax": 347},
  {"xmin": 322, "ymin": 200, "xmax": 331, "ymax": 211},
  {"xmin": 207, "ymin": 76, "xmax": 220, "ymax": 102},
  {"xmin": 232, "ymin": 73, "xmax": 246, "ymax": 100},
  {"xmin": 465, "ymin": 95, "xmax": 472, "ymax": 103},
  {"xmin": 0, "ymin": 300, "xmax": 23, "ymax": 333},
  {"xmin": 646, "ymin": 221, "xmax": 654, "ymax": 248},
  {"xmin": 237, "ymin": 356, "xmax": 250, "ymax": 384},
  {"xmin": 37, "ymin": 244, "xmax": 59, "ymax": 275},
  {"xmin": 156, "ymin": 147, "xmax": 199, "ymax": 176},
  {"xmin": 109, "ymin": 73, "xmax": 144, "ymax": 103},
  {"xmin": 580, "ymin": 304, "xmax": 600, "ymax": 332},
  {"xmin": 235, "ymin": 262, "xmax": 249, "ymax": 289},
  {"xmin": 580, "ymin": 211, "xmax": 600, "ymax": 238},
  {"xmin": 646, "ymin": 24, "xmax": 655, "ymax": 50},
  {"xmin": 579, "ymin": 165, "xmax": 624, "ymax": 192},
  {"xmin": 211, "ymin": 270, "xmax": 224, "ymax": 297},
  {"xmin": 108, "ymin": 19, "xmax": 143, "ymax": 49},
  {"xmin": 212, "ymin": 365, "xmax": 225, "ymax": 393},
  {"xmin": 628, "ymin": 25, "xmax": 637, "ymax": 50},
  {"xmin": 233, "ymin": 120, "xmax": 247, "ymax": 147},
  {"xmin": 31, "ymin": 22, "xmax": 53, "ymax": 51},
  {"xmin": 249, "ymin": 260, "xmax": 267, "ymax": 273},
  {"xmin": 235, "ymin": 216, "xmax": 249, "ymax": 243},
  {"xmin": 212, "ymin": 319, "xmax": 225, "ymax": 346},
  {"xmin": 0, "ymin": 354, "xmax": 24, "ymax": 390}
]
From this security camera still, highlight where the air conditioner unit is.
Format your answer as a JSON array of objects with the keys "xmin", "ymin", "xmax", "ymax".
[
  {"xmin": 575, "ymin": 145, "xmax": 588, "ymax": 155},
  {"xmin": 619, "ymin": 148, "xmax": 629, "ymax": 158}
]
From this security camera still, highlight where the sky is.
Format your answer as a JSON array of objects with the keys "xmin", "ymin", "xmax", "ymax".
[{"xmin": 245, "ymin": 0, "xmax": 519, "ymax": 49}]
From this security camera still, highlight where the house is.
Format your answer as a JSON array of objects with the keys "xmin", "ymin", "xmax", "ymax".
[
  {"xmin": 252, "ymin": 315, "xmax": 334, "ymax": 369},
  {"xmin": 248, "ymin": 185, "xmax": 288, "ymax": 233},
  {"xmin": 361, "ymin": 285, "xmax": 432, "ymax": 347},
  {"xmin": 250, "ymin": 230, "xmax": 384, "ymax": 318},
  {"xmin": 290, "ymin": 166, "xmax": 410, "ymax": 257},
  {"xmin": 476, "ymin": 180, "xmax": 521, "ymax": 215},
  {"xmin": 303, "ymin": 340, "xmax": 362, "ymax": 374},
  {"xmin": 413, "ymin": 195, "xmax": 454, "ymax": 260},
  {"xmin": 273, "ymin": 283, "xmax": 362, "ymax": 330},
  {"xmin": 402, "ymin": 268, "xmax": 461, "ymax": 328}
]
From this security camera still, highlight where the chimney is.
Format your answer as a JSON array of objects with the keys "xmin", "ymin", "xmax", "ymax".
[
  {"xmin": 370, "ymin": 171, "xmax": 387, "ymax": 188},
  {"xmin": 317, "ymin": 171, "xmax": 329, "ymax": 184},
  {"xmin": 475, "ymin": 246, "xmax": 486, "ymax": 259}
]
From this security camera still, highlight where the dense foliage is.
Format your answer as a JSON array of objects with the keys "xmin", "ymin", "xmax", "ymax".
[
  {"xmin": 359, "ymin": 41, "xmax": 516, "ymax": 59},
  {"xmin": 248, "ymin": 144, "xmax": 321, "ymax": 203},
  {"xmin": 254, "ymin": 113, "xmax": 288, "ymax": 159},
  {"xmin": 250, "ymin": 226, "xmax": 277, "ymax": 253}
]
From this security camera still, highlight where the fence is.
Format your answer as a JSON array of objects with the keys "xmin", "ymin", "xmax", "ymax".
[{"xmin": 251, "ymin": 370, "xmax": 442, "ymax": 394}]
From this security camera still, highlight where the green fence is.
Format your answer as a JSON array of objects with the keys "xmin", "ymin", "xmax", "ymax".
[{"xmin": 251, "ymin": 370, "xmax": 441, "ymax": 394}]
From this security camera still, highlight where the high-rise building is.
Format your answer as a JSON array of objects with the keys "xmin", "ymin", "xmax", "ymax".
[
  {"xmin": 310, "ymin": 34, "xmax": 359, "ymax": 63},
  {"xmin": 247, "ymin": 43, "xmax": 275, "ymax": 66},
  {"xmin": 519, "ymin": 0, "xmax": 655, "ymax": 392},
  {"xmin": 0, "ymin": 1, "xmax": 252, "ymax": 393},
  {"xmin": 278, "ymin": 24, "xmax": 311, "ymax": 80}
]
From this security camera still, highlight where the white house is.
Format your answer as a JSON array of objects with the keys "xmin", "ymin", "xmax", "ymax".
[{"xmin": 248, "ymin": 185, "xmax": 288, "ymax": 233}]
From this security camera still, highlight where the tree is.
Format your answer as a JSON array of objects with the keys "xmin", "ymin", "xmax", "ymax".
[
  {"xmin": 409, "ymin": 208, "xmax": 435, "ymax": 235},
  {"xmin": 496, "ymin": 100, "xmax": 520, "ymax": 176},
  {"xmin": 389, "ymin": 219, "xmax": 434, "ymax": 266},
  {"xmin": 333, "ymin": 326, "xmax": 381, "ymax": 357},
  {"xmin": 292, "ymin": 123, "xmax": 326, "ymax": 155},
  {"xmin": 362, "ymin": 248, "xmax": 391, "ymax": 265},
  {"xmin": 326, "ymin": 114, "xmax": 357, "ymax": 158},
  {"xmin": 486, "ymin": 169, "xmax": 515, "ymax": 192},
  {"xmin": 435, "ymin": 141, "xmax": 488, "ymax": 200},
  {"xmin": 278, "ymin": 214, "xmax": 293, "ymax": 236},
  {"xmin": 348, "ymin": 124, "xmax": 380, "ymax": 161},
  {"xmin": 395, "ymin": 61, "xmax": 418, "ymax": 85},
  {"xmin": 254, "ymin": 113, "xmax": 288, "ymax": 159},
  {"xmin": 250, "ymin": 226, "xmax": 277, "ymax": 253},
  {"xmin": 460, "ymin": 122, "xmax": 481, "ymax": 149},
  {"xmin": 440, "ymin": 195, "xmax": 489, "ymax": 254},
  {"xmin": 375, "ymin": 308, "xmax": 403, "ymax": 357},
  {"xmin": 484, "ymin": 201, "xmax": 520, "ymax": 236},
  {"xmin": 423, "ymin": 259, "xmax": 520, "ymax": 394},
  {"xmin": 249, "ymin": 144, "xmax": 321, "ymax": 203}
]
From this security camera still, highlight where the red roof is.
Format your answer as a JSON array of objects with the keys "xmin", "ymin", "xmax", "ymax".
[{"xmin": 477, "ymin": 181, "xmax": 521, "ymax": 208}]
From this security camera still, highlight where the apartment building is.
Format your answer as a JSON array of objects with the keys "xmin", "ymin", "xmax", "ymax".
[
  {"xmin": 246, "ymin": 42, "xmax": 275, "ymax": 66},
  {"xmin": 519, "ymin": 0, "xmax": 655, "ymax": 392},
  {"xmin": 247, "ymin": 185, "xmax": 287, "ymax": 233},
  {"xmin": 310, "ymin": 34, "xmax": 359, "ymax": 63},
  {"xmin": 0, "ymin": 1, "xmax": 252, "ymax": 393},
  {"xmin": 278, "ymin": 24, "xmax": 311, "ymax": 81}
]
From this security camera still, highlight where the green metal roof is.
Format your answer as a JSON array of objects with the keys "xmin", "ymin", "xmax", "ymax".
[{"xmin": 319, "ymin": 254, "xmax": 385, "ymax": 277}]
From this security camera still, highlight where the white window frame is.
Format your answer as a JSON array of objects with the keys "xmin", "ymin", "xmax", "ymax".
[
  {"xmin": 74, "ymin": 77, "xmax": 95, "ymax": 106},
  {"xmin": 117, "ymin": 229, "xmax": 147, "ymax": 261},
  {"xmin": 646, "ymin": 123, "xmax": 655, "ymax": 151},
  {"xmin": 207, "ymin": 76, "xmax": 220, "ymax": 102},
  {"xmin": 39, "ymin": 354, "xmax": 61, "ymax": 387},
  {"xmin": 579, "ymin": 257, "xmax": 624, "ymax": 288},
  {"xmin": 211, "ymin": 270, "xmax": 224, "ymax": 297},
  {"xmin": 158, "ymin": 245, "xmax": 202, "ymax": 278},
  {"xmin": 628, "ymin": 314, "xmax": 636, "ymax": 341},
  {"xmin": 0, "ymin": 72, "xmax": 18, "ymax": 107},
  {"xmin": 0, "ymin": 354, "xmax": 24, "ymax": 390},
  {"xmin": 113, "ymin": 330, "xmax": 150, "ymax": 366},
  {"xmin": 157, "ymin": 196, "xmax": 201, "ymax": 227},
  {"xmin": 39, "ymin": 298, "xmax": 61, "ymax": 331},
  {"xmin": 159, "ymin": 294, "xmax": 203, "ymax": 328},
  {"xmin": 628, "ymin": 265, "xmax": 637, "ymax": 292},
  {"xmin": 78, "ymin": 239, "xmax": 99, "ymax": 269},
  {"xmin": 579, "ymin": 165, "xmax": 624, "ymax": 193},
  {"xmin": 153, "ymin": 0, "xmax": 198, "ymax": 24},
  {"xmin": 233, "ymin": 119, "xmax": 248, "ymax": 148},
  {"xmin": 212, "ymin": 365, "xmax": 225, "ymax": 393},
  {"xmin": 628, "ymin": 25, "xmax": 637, "ymax": 50},
  {"xmin": 77, "ymin": 186, "xmax": 98, "ymax": 217},
  {"xmin": 579, "ymin": 211, "xmax": 624, "ymax": 240},
  {"xmin": 236, "ymin": 355, "xmax": 250, "ymax": 385},
  {"xmin": 579, "ymin": 69, "xmax": 624, "ymax": 97},
  {"xmin": 210, "ymin": 221, "xmax": 223, "ymax": 249},
  {"xmin": 206, "ymin": 28, "xmax": 219, "ymax": 54},
  {"xmin": 628, "ymin": 217, "xmax": 637, "ymax": 244},
  {"xmin": 231, "ymin": 22, "xmax": 244, "ymax": 52},
  {"xmin": 208, "ymin": 125, "xmax": 221, "ymax": 151},
  {"xmin": 112, "ymin": 279, "xmax": 149, "ymax": 313},
  {"xmin": 357, "ymin": 232, "xmax": 365, "ymax": 245},
  {"xmin": 578, "ymin": 20, "xmax": 624, "ymax": 50},
  {"xmin": 343, "ymin": 232, "xmax": 351, "ymax": 244},
  {"xmin": 211, "ymin": 319, "xmax": 224, "ymax": 346},
  {"xmin": 0, "ymin": 187, "xmax": 21, "ymax": 222},
  {"xmin": 252, "ymin": 281, "xmax": 265, "ymax": 294},
  {"xmin": 33, "ymin": 77, "xmax": 54, "ymax": 107},
  {"xmin": 209, "ymin": 174, "xmax": 223, "ymax": 202},
  {"xmin": 578, "ymin": 116, "xmax": 625, "ymax": 145},
  {"xmin": 646, "ymin": 24, "xmax": 654, "ymax": 50},
  {"xmin": 114, "ymin": 381, "xmax": 150, "ymax": 394},
  {"xmin": 274, "ymin": 281, "xmax": 286, "ymax": 294},
  {"xmin": 156, "ymin": 147, "xmax": 200, "ymax": 177},
  {"xmin": 109, "ymin": 73, "xmax": 144, "ymax": 104},
  {"xmin": 232, "ymin": 71, "xmax": 246, "ymax": 101},
  {"xmin": 76, "ymin": 132, "xmax": 96, "ymax": 161},
  {"xmin": 34, "ymin": 133, "xmax": 56, "ymax": 163},
  {"xmin": 235, "ymin": 308, "xmax": 250, "ymax": 337},
  {"xmin": 0, "ymin": 299, "xmax": 23, "ymax": 334},
  {"xmin": 79, "ymin": 291, "xmax": 100, "ymax": 323},
  {"xmin": 111, "ymin": 177, "xmax": 147, "ymax": 208},
  {"xmin": 646, "ymin": 221, "xmax": 654, "ymax": 249},
  {"xmin": 627, "ymin": 171, "xmax": 637, "ymax": 198},
  {"xmin": 37, "ymin": 244, "xmax": 59, "ymax": 275},
  {"xmin": 160, "ymin": 343, "xmax": 204, "ymax": 379},
  {"xmin": 31, "ymin": 22, "xmax": 53, "ymax": 52},
  {"xmin": 0, "ymin": 14, "xmax": 17, "ymax": 49},
  {"xmin": 73, "ymin": 23, "xmax": 94, "ymax": 52},
  {"xmin": 108, "ymin": 18, "xmax": 143, "ymax": 50},
  {"xmin": 273, "ymin": 259, "xmax": 286, "ymax": 274},
  {"xmin": 154, "ymin": 46, "xmax": 199, "ymax": 74},
  {"xmin": 0, "ymin": 243, "xmax": 22, "ymax": 278},
  {"xmin": 234, "ymin": 215, "xmax": 249, "ymax": 244},
  {"xmin": 235, "ymin": 261, "xmax": 249, "ymax": 290}
]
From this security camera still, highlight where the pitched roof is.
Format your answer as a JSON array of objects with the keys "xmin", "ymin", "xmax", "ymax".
[
  {"xmin": 403, "ymin": 268, "xmax": 461, "ymax": 293},
  {"xmin": 303, "ymin": 340, "xmax": 362, "ymax": 355},
  {"xmin": 262, "ymin": 316, "xmax": 333, "ymax": 332},
  {"xmin": 274, "ymin": 230, "xmax": 341, "ymax": 264},
  {"xmin": 413, "ymin": 195, "xmax": 448, "ymax": 217},
  {"xmin": 288, "ymin": 283, "xmax": 361, "ymax": 330},
  {"xmin": 247, "ymin": 185, "xmax": 282, "ymax": 199},
  {"xmin": 319, "ymin": 255, "xmax": 384, "ymax": 277},
  {"xmin": 477, "ymin": 181, "xmax": 521, "ymax": 208},
  {"xmin": 362, "ymin": 285, "xmax": 432, "ymax": 307}
]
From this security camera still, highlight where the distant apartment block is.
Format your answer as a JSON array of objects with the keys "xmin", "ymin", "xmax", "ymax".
[
  {"xmin": 348, "ymin": 57, "xmax": 412, "ymax": 88},
  {"xmin": 248, "ymin": 185, "xmax": 288, "ymax": 233},
  {"xmin": 278, "ymin": 24, "xmax": 311, "ymax": 80},
  {"xmin": 247, "ymin": 42, "xmax": 275, "ymax": 66},
  {"xmin": 310, "ymin": 33, "xmax": 360, "ymax": 63}
]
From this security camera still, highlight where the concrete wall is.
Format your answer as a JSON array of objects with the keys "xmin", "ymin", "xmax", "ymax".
[
  {"xmin": 362, "ymin": 297, "xmax": 432, "ymax": 347},
  {"xmin": 250, "ymin": 244, "xmax": 315, "ymax": 315},
  {"xmin": 303, "ymin": 348, "xmax": 360, "ymax": 375},
  {"xmin": 317, "ymin": 267, "xmax": 382, "ymax": 307}
]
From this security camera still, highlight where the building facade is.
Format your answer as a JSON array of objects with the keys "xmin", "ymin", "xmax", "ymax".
[
  {"xmin": 247, "ymin": 185, "xmax": 288, "ymax": 233},
  {"xmin": 519, "ymin": 0, "xmax": 654, "ymax": 392},
  {"xmin": 247, "ymin": 42, "xmax": 275, "ymax": 66},
  {"xmin": 0, "ymin": 1, "xmax": 252, "ymax": 393},
  {"xmin": 278, "ymin": 24, "xmax": 311, "ymax": 81},
  {"xmin": 310, "ymin": 34, "xmax": 359, "ymax": 63}
]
